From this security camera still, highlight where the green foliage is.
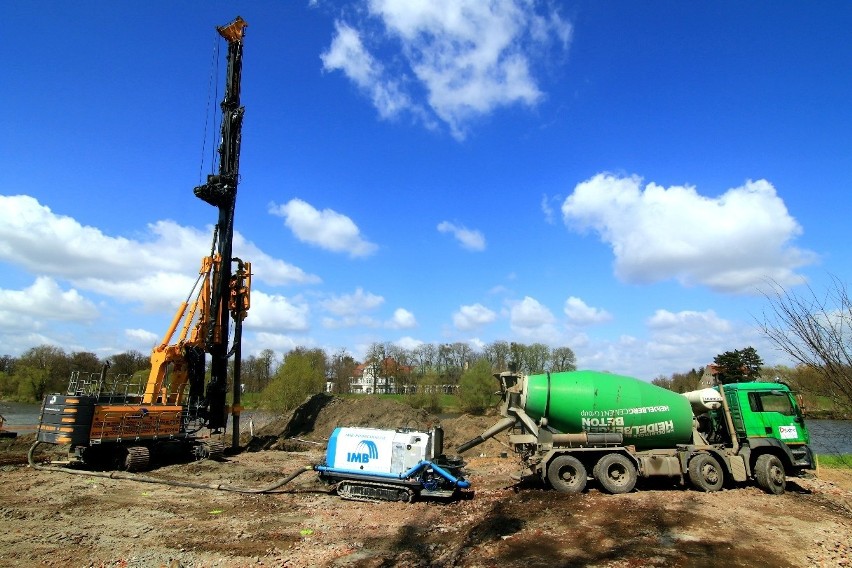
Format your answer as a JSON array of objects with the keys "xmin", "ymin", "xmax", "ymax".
[
  {"xmin": 108, "ymin": 350, "xmax": 150, "ymax": 377},
  {"xmin": 260, "ymin": 348, "xmax": 327, "ymax": 413},
  {"xmin": 405, "ymin": 372, "xmax": 444, "ymax": 414},
  {"xmin": 550, "ymin": 346, "xmax": 577, "ymax": 372},
  {"xmin": 714, "ymin": 347, "xmax": 763, "ymax": 384},
  {"xmin": 458, "ymin": 359, "xmax": 496, "ymax": 414},
  {"xmin": 651, "ymin": 368, "xmax": 703, "ymax": 393}
]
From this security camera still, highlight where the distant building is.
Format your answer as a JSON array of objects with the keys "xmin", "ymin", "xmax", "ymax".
[
  {"xmin": 346, "ymin": 357, "xmax": 413, "ymax": 394},
  {"xmin": 700, "ymin": 364, "xmax": 720, "ymax": 387}
]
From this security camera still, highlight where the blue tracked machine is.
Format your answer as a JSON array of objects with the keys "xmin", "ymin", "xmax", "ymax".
[{"xmin": 315, "ymin": 426, "xmax": 470, "ymax": 502}]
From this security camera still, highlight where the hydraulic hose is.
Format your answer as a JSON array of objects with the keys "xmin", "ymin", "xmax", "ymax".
[{"xmin": 27, "ymin": 440, "xmax": 313, "ymax": 494}]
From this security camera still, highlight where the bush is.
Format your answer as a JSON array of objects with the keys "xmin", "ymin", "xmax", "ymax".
[
  {"xmin": 259, "ymin": 349, "xmax": 326, "ymax": 413},
  {"xmin": 405, "ymin": 373, "xmax": 444, "ymax": 414},
  {"xmin": 458, "ymin": 359, "xmax": 496, "ymax": 414}
]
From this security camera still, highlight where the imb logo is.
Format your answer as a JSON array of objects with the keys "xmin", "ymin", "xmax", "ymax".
[{"xmin": 347, "ymin": 440, "xmax": 379, "ymax": 463}]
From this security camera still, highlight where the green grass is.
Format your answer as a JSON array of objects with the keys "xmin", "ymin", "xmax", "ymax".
[
  {"xmin": 816, "ymin": 454, "xmax": 852, "ymax": 469},
  {"xmin": 226, "ymin": 391, "xmax": 263, "ymax": 409}
]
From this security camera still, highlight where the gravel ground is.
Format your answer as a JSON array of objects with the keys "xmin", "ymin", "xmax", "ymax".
[{"xmin": 1, "ymin": 398, "xmax": 850, "ymax": 567}]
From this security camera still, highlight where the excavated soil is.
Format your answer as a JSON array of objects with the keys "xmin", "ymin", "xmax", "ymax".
[{"xmin": 1, "ymin": 395, "xmax": 851, "ymax": 567}]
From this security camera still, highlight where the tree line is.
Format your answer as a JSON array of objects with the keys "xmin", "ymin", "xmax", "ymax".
[
  {"xmin": 9, "ymin": 271, "xmax": 852, "ymax": 418},
  {"xmin": 255, "ymin": 341, "xmax": 577, "ymax": 414},
  {"xmin": 0, "ymin": 340, "xmax": 576, "ymax": 414},
  {"xmin": 0, "ymin": 345, "xmax": 149, "ymax": 402},
  {"xmin": 651, "ymin": 344, "xmax": 849, "ymax": 416}
]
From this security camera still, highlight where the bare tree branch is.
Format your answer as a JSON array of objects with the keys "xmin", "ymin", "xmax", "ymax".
[{"xmin": 758, "ymin": 277, "xmax": 852, "ymax": 409}]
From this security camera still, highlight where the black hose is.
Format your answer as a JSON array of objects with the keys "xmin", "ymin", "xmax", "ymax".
[{"xmin": 27, "ymin": 440, "xmax": 313, "ymax": 494}]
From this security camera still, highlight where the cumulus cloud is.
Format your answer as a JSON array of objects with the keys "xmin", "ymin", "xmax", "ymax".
[
  {"xmin": 0, "ymin": 277, "xmax": 99, "ymax": 322},
  {"xmin": 563, "ymin": 296, "xmax": 612, "ymax": 326},
  {"xmin": 252, "ymin": 331, "xmax": 308, "ymax": 353},
  {"xmin": 395, "ymin": 336, "xmax": 424, "ymax": 351},
  {"xmin": 245, "ymin": 291, "xmax": 310, "ymax": 332},
  {"xmin": 387, "ymin": 308, "xmax": 417, "ymax": 329},
  {"xmin": 453, "ymin": 303, "xmax": 497, "ymax": 331},
  {"xmin": 319, "ymin": 288, "xmax": 385, "ymax": 329},
  {"xmin": 321, "ymin": 0, "xmax": 572, "ymax": 139},
  {"xmin": 568, "ymin": 308, "xmax": 763, "ymax": 380},
  {"xmin": 125, "ymin": 328, "xmax": 158, "ymax": 347},
  {"xmin": 270, "ymin": 198, "xmax": 377, "ymax": 258},
  {"xmin": 0, "ymin": 195, "xmax": 319, "ymax": 311},
  {"xmin": 321, "ymin": 288, "xmax": 385, "ymax": 316},
  {"xmin": 437, "ymin": 221, "xmax": 486, "ymax": 251},
  {"xmin": 509, "ymin": 296, "xmax": 556, "ymax": 339},
  {"xmin": 561, "ymin": 174, "xmax": 816, "ymax": 293}
]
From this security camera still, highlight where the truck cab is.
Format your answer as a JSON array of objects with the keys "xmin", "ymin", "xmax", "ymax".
[{"xmin": 713, "ymin": 382, "xmax": 814, "ymax": 490}]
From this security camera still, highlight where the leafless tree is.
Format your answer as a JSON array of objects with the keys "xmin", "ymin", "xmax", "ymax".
[{"xmin": 758, "ymin": 277, "xmax": 852, "ymax": 409}]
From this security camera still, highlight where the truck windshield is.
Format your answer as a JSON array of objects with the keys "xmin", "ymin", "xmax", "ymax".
[{"xmin": 748, "ymin": 392, "xmax": 794, "ymax": 415}]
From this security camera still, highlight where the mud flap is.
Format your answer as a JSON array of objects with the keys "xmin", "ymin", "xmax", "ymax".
[{"xmin": 729, "ymin": 454, "xmax": 747, "ymax": 482}]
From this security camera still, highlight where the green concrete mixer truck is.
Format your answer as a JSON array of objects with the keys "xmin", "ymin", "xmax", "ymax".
[{"xmin": 456, "ymin": 370, "xmax": 814, "ymax": 495}]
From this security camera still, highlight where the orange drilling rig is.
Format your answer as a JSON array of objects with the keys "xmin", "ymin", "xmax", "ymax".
[{"xmin": 34, "ymin": 16, "xmax": 251, "ymax": 471}]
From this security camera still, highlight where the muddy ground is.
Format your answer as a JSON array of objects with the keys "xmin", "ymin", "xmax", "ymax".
[{"xmin": 1, "ymin": 395, "xmax": 851, "ymax": 567}]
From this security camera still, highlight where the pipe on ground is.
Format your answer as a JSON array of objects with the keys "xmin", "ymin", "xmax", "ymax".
[{"xmin": 27, "ymin": 440, "xmax": 313, "ymax": 494}]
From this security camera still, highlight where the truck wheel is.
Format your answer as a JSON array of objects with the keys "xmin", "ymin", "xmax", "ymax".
[
  {"xmin": 754, "ymin": 454, "xmax": 786, "ymax": 495},
  {"xmin": 547, "ymin": 455, "xmax": 587, "ymax": 494},
  {"xmin": 595, "ymin": 453, "xmax": 637, "ymax": 494},
  {"xmin": 688, "ymin": 453, "xmax": 724, "ymax": 492}
]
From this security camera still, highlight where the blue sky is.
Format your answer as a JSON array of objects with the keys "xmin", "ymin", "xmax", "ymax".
[{"xmin": 2, "ymin": 1, "xmax": 850, "ymax": 380}]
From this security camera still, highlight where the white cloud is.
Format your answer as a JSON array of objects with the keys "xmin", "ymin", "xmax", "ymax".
[
  {"xmin": 270, "ymin": 198, "xmax": 378, "ymax": 258},
  {"xmin": 321, "ymin": 21, "xmax": 416, "ymax": 121},
  {"xmin": 509, "ymin": 296, "xmax": 556, "ymax": 339},
  {"xmin": 561, "ymin": 174, "xmax": 816, "ymax": 294},
  {"xmin": 319, "ymin": 288, "xmax": 387, "ymax": 329},
  {"xmin": 647, "ymin": 309, "xmax": 732, "ymax": 333},
  {"xmin": 453, "ymin": 303, "xmax": 497, "ymax": 331},
  {"xmin": 569, "ymin": 308, "xmax": 781, "ymax": 380},
  {"xmin": 0, "ymin": 195, "xmax": 318, "ymax": 313},
  {"xmin": 125, "ymin": 328, "xmax": 158, "ymax": 348},
  {"xmin": 321, "ymin": 0, "xmax": 572, "ymax": 139},
  {"xmin": 563, "ymin": 296, "xmax": 612, "ymax": 326},
  {"xmin": 252, "ymin": 331, "xmax": 309, "ymax": 354},
  {"xmin": 541, "ymin": 194, "xmax": 557, "ymax": 224},
  {"xmin": 245, "ymin": 291, "xmax": 310, "ymax": 332},
  {"xmin": 80, "ymin": 272, "xmax": 200, "ymax": 312},
  {"xmin": 387, "ymin": 308, "xmax": 417, "ymax": 329},
  {"xmin": 321, "ymin": 288, "xmax": 385, "ymax": 317},
  {"xmin": 437, "ymin": 221, "xmax": 486, "ymax": 251},
  {"xmin": 395, "ymin": 336, "xmax": 424, "ymax": 351},
  {"xmin": 231, "ymin": 231, "xmax": 321, "ymax": 286},
  {"xmin": 0, "ymin": 277, "xmax": 99, "ymax": 322}
]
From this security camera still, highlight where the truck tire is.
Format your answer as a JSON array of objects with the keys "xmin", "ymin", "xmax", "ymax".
[
  {"xmin": 754, "ymin": 454, "xmax": 786, "ymax": 495},
  {"xmin": 547, "ymin": 455, "xmax": 587, "ymax": 494},
  {"xmin": 595, "ymin": 453, "xmax": 637, "ymax": 494},
  {"xmin": 688, "ymin": 453, "xmax": 724, "ymax": 492}
]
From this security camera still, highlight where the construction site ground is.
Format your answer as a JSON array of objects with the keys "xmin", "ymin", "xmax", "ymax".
[{"xmin": 1, "ymin": 395, "xmax": 851, "ymax": 568}]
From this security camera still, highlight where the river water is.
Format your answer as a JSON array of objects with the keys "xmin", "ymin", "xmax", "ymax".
[{"xmin": 2, "ymin": 401, "xmax": 852, "ymax": 454}]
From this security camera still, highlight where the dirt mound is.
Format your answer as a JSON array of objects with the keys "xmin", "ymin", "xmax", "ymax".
[
  {"xmin": 443, "ymin": 411, "xmax": 510, "ymax": 456},
  {"xmin": 256, "ymin": 394, "xmax": 434, "ymax": 440},
  {"xmin": 249, "ymin": 394, "xmax": 511, "ymax": 457}
]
